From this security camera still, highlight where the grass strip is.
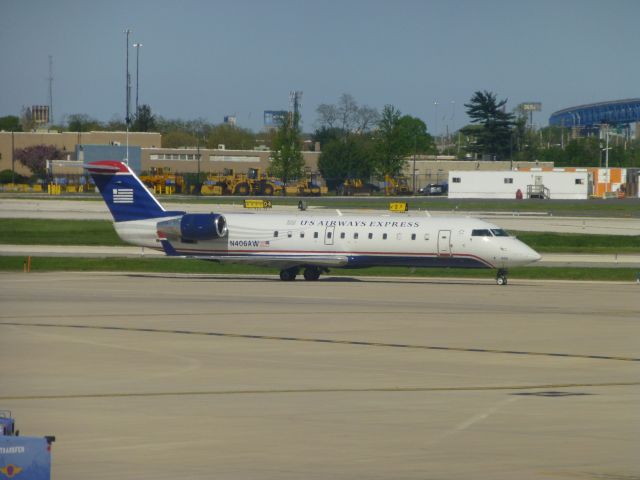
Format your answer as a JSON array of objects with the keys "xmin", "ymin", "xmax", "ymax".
[
  {"xmin": 0, "ymin": 256, "xmax": 637, "ymax": 282},
  {"xmin": 0, "ymin": 219, "xmax": 126, "ymax": 246}
]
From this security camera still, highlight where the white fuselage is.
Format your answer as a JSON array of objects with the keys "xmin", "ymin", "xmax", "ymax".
[{"xmin": 115, "ymin": 212, "xmax": 541, "ymax": 270}]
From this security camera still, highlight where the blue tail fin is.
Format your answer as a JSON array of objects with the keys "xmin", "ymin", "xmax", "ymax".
[{"xmin": 84, "ymin": 161, "xmax": 184, "ymax": 222}]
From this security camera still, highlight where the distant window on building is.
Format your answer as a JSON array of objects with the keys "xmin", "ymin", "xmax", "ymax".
[
  {"xmin": 504, "ymin": 178, "xmax": 513, "ymax": 184},
  {"xmin": 575, "ymin": 178, "xmax": 584, "ymax": 185},
  {"xmin": 452, "ymin": 177, "xmax": 461, "ymax": 183}
]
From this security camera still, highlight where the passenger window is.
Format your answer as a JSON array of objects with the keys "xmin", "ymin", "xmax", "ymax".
[
  {"xmin": 368, "ymin": 233, "xmax": 373, "ymax": 239},
  {"xmin": 382, "ymin": 233, "xmax": 387, "ymax": 240},
  {"xmin": 287, "ymin": 231, "xmax": 292, "ymax": 238},
  {"xmin": 313, "ymin": 232, "xmax": 318, "ymax": 239},
  {"xmin": 300, "ymin": 232, "xmax": 305, "ymax": 238},
  {"xmin": 327, "ymin": 232, "xmax": 332, "ymax": 239},
  {"xmin": 354, "ymin": 233, "xmax": 359, "ymax": 239},
  {"xmin": 471, "ymin": 229, "xmax": 492, "ymax": 237},
  {"xmin": 424, "ymin": 233, "xmax": 430, "ymax": 241},
  {"xmin": 411, "ymin": 233, "xmax": 416, "ymax": 240},
  {"xmin": 340, "ymin": 232, "xmax": 345, "ymax": 239},
  {"xmin": 274, "ymin": 231, "xmax": 279, "ymax": 237}
]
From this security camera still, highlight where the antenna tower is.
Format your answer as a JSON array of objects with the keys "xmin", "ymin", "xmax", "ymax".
[{"xmin": 48, "ymin": 55, "xmax": 54, "ymax": 124}]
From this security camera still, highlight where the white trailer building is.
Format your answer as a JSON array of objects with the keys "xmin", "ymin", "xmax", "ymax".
[{"xmin": 448, "ymin": 170, "xmax": 589, "ymax": 199}]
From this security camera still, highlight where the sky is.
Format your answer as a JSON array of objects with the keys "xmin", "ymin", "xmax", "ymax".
[{"xmin": 1, "ymin": 0, "xmax": 639, "ymax": 134}]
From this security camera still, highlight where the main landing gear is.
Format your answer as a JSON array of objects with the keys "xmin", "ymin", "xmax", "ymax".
[
  {"xmin": 496, "ymin": 268, "xmax": 508, "ymax": 286},
  {"xmin": 279, "ymin": 267, "xmax": 324, "ymax": 281}
]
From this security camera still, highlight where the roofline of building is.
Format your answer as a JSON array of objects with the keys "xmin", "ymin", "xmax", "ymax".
[{"xmin": 550, "ymin": 98, "xmax": 640, "ymax": 117}]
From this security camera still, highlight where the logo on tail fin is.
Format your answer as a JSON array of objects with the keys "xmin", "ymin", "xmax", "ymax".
[{"xmin": 113, "ymin": 188, "xmax": 134, "ymax": 204}]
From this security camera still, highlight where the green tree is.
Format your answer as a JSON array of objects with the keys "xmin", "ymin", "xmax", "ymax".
[
  {"xmin": 205, "ymin": 124, "xmax": 255, "ymax": 150},
  {"xmin": 0, "ymin": 115, "xmax": 21, "ymax": 131},
  {"xmin": 464, "ymin": 90, "xmax": 515, "ymax": 159},
  {"xmin": 312, "ymin": 126, "xmax": 346, "ymax": 151},
  {"xmin": 162, "ymin": 130, "xmax": 198, "ymax": 148},
  {"xmin": 269, "ymin": 113, "xmax": 305, "ymax": 191},
  {"xmin": 318, "ymin": 135, "xmax": 375, "ymax": 190},
  {"xmin": 67, "ymin": 114, "xmax": 103, "ymax": 132},
  {"xmin": 372, "ymin": 106, "xmax": 433, "ymax": 177},
  {"xmin": 132, "ymin": 104, "xmax": 156, "ymax": 132}
]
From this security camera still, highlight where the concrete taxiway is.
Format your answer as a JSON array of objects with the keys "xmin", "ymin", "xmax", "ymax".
[
  {"xmin": 0, "ymin": 272, "xmax": 638, "ymax": 479},
  {"xmin": 2, "ymin": 244, "xmax": 640, "ymax": 268}
]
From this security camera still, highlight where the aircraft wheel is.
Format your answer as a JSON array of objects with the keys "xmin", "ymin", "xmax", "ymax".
[
  {"xmin": 496, "ymin": 269, "xmax": 508, "ymax": 285},
  {"xmin": 279, "ymin": 268, "xmax": 298, "ymax": 281},
  {"xmin": 303, "ymin": 267, "xmax": 321, "ymax": 281}
]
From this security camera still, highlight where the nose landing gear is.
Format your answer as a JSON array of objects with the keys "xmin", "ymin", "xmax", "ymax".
[{"xmin": 496, "ymin": 269, "xmax": 508, "ymax": 285}]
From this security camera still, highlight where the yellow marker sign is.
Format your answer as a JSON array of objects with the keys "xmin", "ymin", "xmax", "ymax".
[
  {"xmin": 389, "ymin": 202, "xmax": 408, "ymax": 212},
  {"xmin": 244, "ymin": 199, "xmax": 273, "ymax": 209}
]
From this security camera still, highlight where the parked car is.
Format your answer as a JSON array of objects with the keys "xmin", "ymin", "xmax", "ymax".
[{"xmin": 418, "ymin": 182, "xmax": 448, "ymax": 196}]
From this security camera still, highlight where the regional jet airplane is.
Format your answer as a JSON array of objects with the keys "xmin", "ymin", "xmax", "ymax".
[{"xmin": 85, "ymin": 161, "xmax": 540, "ymax": 284}]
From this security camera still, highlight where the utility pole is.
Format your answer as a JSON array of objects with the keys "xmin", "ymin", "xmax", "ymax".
[
  {"xmin": 48, "ymin": 55, "xmax": 54, "ymax": 125},
  {"xmin": 11, "ymin": 130, "xmax": 15, "ymax": 184},
  {"xmin": 124, "ymin": 29, "xmax": 131, "ymax": 164},
  {"xmin": 133, "ymin": 43, "xmax": 142, "ymax": 114}
]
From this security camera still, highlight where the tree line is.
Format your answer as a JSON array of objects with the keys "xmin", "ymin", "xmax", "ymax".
[{"xmin": 3, "ymin": 90, "xmax": 640, "ymax": 184}]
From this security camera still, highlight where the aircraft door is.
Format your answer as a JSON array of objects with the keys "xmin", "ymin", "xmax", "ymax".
[
  {"xmin": 324, "ymin": 226, "xmax": 335, "ymax": 245},
  {"xmin": 437, "ymin": 230, "xmax": 451, "ymax": 256}
]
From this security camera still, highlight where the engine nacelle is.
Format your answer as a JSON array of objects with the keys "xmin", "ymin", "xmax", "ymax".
[{"xmin": 157, "ymin": 213, "xmax": 228, "ymax": 242}]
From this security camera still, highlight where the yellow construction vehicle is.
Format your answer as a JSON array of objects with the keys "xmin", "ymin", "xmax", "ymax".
[
  {"xmin": 384, "ymin": 174, "xmax": 412, "ymax": 196},
  {"xmin": 247, "ymin": 168, "xmax": 279, "ymax": 196},
  {"xmin": 200, "ymin": 169, "xmax": 250, "ymax": 195},
  {"xmin": 140, "ymin": 167, "xmax": 183, "ymax": 194},
  {"xmin": 284, "ymin": 168, "xmax": 325, "ymax": 196},
  {"xmin": 340, "ymin": 178, "xmax": 379, "ymax": 196}
]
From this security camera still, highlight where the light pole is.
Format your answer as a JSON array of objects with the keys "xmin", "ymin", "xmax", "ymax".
[
  {"xmin": 133, "ymin": 43, "xmax": 142, "ymax": 114},
  {"xmin": 11, "ymin": 130, "xmax": 15, "ymax": 184},
  {"xmin": 124, "ymin": 29, "xmax": 131, "ymax": 164},
  {"xmin": 434, "ymin": 101, "xmax": 439, "ymax": 161}
]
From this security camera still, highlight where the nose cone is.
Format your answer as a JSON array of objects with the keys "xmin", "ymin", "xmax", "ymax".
[
  {"xmin": 517, "ymin": 244, "xmax": 542, "ymax": 266},
  {"xmin": 527, "ymin": 248, "xmax": 542, "ymax": 264}
]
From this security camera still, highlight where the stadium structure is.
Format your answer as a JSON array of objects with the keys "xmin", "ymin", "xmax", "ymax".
[{"xmin": 549, "ymin": 98, "xmax": 640, "ymax": 135}]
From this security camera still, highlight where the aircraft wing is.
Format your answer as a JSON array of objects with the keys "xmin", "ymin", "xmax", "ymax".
[{"xmin": 159, "ymin": 239, "xmax": 349, "ymax": 268}]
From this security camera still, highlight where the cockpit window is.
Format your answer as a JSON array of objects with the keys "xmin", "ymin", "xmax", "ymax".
[
  {"xmin": 471, "ymin": 229, "xmax": 492, "ymax": 237},
  {"xmin": 491, "ymin": 229, "xmax": 509, "ymax": 237}
]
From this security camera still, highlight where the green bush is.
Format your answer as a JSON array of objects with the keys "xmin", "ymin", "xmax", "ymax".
[{"xmin": 0, "ymin": 169, "xmax": 29, "ymax": 184}]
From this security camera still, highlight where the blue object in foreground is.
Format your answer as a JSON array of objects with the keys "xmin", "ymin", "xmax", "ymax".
[{"xmin": 0, "ymin": 436, "xmax": 54, "ymax": 480}]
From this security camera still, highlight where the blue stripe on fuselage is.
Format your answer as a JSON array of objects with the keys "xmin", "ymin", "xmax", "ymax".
[{"xmin": 343, "ymin": 255, "xmax": 490, "ymax": 269}]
